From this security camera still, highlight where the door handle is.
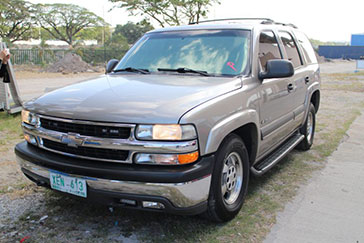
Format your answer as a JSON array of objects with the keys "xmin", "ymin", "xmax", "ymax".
[
  {"xmin": 305, "ymin": 76, "xmax": 310, "ymax": 84},
  {"xmin": 287, "ymin": 83, "xmax": 294, "ymax": 92}
]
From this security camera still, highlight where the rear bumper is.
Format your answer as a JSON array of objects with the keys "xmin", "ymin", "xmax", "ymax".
[{"xmin": 15, "ymin": 142, "xmax": 214, "ymax": 215}]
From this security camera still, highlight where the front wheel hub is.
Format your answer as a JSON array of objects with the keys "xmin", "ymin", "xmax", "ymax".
[{"xmin": 221, "ymin": 152, "xmax": 243, "ymax": 205}]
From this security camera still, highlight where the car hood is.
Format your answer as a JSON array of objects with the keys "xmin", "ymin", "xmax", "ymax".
[{"xmin": 25, "ymin": 74, "xmax": 242, "ymax": 124}]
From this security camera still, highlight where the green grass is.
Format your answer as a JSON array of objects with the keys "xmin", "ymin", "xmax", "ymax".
[{"xmin": 0, "ymin": 112, "xmax": 23, "ymax": 143}]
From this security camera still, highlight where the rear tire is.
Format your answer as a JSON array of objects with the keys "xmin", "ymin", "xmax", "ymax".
[
  {"xmin": 205, "ymin": 134, "xmax": 249, "ymax": 222},
  {"xmin": 297, "ymin": 103, "xmax": 316, "ymax": 151}
]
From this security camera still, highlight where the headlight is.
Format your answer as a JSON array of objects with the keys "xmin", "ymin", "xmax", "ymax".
[
  {"xmin": 21, "ymin": 110, "xmax": 38, "ymax": 126},
  {"xmin": 135, "ymin": 124, "xmax": 197, "ymax": 141}
]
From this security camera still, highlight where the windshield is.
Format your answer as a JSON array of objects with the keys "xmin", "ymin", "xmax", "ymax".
[{"xmin": 115, "ymin": 29, "xmax": 251, "ymax": 76}]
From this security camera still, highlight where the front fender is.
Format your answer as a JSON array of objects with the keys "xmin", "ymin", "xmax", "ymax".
[{"xmin": 204, "ymin": 109, "xmax": 260, "ymax": 155}]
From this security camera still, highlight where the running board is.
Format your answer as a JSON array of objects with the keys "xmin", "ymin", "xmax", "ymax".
[{"xmin": 251, "ymin": 134, "xmax": 304, "ymax": 176}]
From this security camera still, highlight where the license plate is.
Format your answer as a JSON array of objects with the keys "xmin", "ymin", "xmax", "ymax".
[{"xmin": 50, "ymin": 171, "xmax": 87, "ymax": 198}]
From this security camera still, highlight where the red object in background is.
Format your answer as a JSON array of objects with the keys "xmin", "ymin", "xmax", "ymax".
[
  {"xmin": 20, "ymin": 236, "xmax": 30, "ymax": 243},
  {"xmin": 227, "ymin": 62, "xmax": 237, "ymax": 71}
]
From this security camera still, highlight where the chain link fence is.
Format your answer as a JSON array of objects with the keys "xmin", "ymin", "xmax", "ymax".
[{"xmin": 11, "ymin": 48, "xmax": 127, "ymax": 65}]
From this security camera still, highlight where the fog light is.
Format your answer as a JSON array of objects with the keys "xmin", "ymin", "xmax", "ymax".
[
  {"xmin": 120, "ymin": 199, "xmax": 136, "ymax": 206},
  {"xmin": 142, "ymin": 201, "xmax": 165, "ymax": 209},
  {"xmin": 135, "ymin": 153, "xmax": 178, "ymax": 165},
  {"xmin": 24, "ymin": 134, "xmax": 37, "ymax": 145},
  {"xmin": 134, "ymin": 151, "xmax": 199, "ymax": 165}
]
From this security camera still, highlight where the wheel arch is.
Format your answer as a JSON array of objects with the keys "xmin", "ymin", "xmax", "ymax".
[
  {"xmin": 204, "ymin": 110, "xmax": 260, "ymax": 166},
  {"xmin": 231, "ymin": 123, "xmax": 258, "ymax": 166},
  {"xmin": 310, "ymin": 90, "xmax": 320, "ymax": 113}
]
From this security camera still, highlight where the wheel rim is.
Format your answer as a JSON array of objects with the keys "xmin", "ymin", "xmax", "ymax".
[
  {"xmin": 306, "ymin": 111, "xmax": 314, "ymax": 142},
  {"xmin": 221, "ymin": 152, "xmax": 243, "ymax": 205}
]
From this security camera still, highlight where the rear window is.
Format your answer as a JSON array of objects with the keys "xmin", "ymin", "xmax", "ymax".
[{"xmin": 294, "ymin": 31, "xmax": 317, "ymax": 64}]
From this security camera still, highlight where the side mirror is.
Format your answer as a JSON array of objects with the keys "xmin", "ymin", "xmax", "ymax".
[
  {"xmin": 105, "ymin": 59, "xmax": 119, "ymax": 74},
  {"xmin": 259, "ymin": 59, "xmax": 294, "ymax": 80}
]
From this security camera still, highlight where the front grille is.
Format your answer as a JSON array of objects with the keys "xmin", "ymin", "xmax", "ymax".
[
  {"xmin": 42, "ymin": 139, "xmax": 129, "ymax": 161},
  {"xmin": 40, "ymin": 118, "xmax": 131, "ymax": 139}
]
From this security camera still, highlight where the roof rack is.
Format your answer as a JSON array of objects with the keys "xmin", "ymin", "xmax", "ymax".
[
  {"xmin": 189, "ymin": 18, "xmax": 297, "ymax": 28},
  {"xmin": 189, "ymin": 18, "xmax": 274, "ymax": 25},
  {"xmin": 272, "ymin": 22, "xmax": 298, "ymax": 29}
]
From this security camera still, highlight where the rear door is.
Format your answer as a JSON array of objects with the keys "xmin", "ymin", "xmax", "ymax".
[{"xmin": 277, "ymin": 31, "xmax": 307, "ymax": 128}]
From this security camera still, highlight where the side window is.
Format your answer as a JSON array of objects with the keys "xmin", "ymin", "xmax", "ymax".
[
  {"xmin": 278, "ymin": 31, "xmax": 302, "ymax": 68},
  {"xmin": 294, "ymin": 31, "xmax": 318, "ymax": 64},
  {"xmin": 259, "ymin": 31, "xmax": 282, "ymax": 71}
]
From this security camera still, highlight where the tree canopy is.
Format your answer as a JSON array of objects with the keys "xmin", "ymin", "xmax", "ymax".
[
  {"xmin": 35, "ymin": 3, "xmax": 106, "ymax": 46},
  {"xmin": 0, "ymin": 0, "xmax": 34, "ymax": 43},
  {"xmin": 113, "ymin": 21, "xmax": 153, "ymax": 44},
  {"xmin": 109, "ymin": 0, "xmax": 219, "ymax": 27}
]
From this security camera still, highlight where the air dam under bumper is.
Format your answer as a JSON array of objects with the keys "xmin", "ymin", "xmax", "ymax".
[{"xmin": 15, "ymin": 142, "xmax": 214, "ymax": 215}]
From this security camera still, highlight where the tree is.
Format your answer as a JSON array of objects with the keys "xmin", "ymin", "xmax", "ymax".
[
  {"xmin": 109, "ymin": 0, "xmax": 219, "ymax": 27},
  {"xmin": 35, "ymin": 3, "xmax": 106, "ymax": 47},
  {"xmin": 0, "ymin": 0, "xmax": 34, "ymax": 42},
  {"xmin": 107, "ymin": 32, "xmax": 129, "ymax": 49},
  {"xmin": 77, "ymin": 26, "xmax": 113, "ymax": 45},
  {"xmin": 113, "ymin": 21, "xmax": 153, "ymax": 44}
]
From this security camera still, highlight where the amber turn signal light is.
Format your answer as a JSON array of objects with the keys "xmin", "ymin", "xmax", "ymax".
[{"xmin": 178, "ymin": 151, "xmax": 199, "ymax": 164}]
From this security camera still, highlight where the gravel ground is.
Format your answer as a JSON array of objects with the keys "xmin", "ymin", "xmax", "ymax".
[{"xmin": 1, "ymin": 62, "xmax": 364, "ymax": 242}]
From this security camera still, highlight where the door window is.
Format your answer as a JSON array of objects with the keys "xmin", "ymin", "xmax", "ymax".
[
  {"xmin": 259, "ymin": 31, "xmax": 282, "ymax": 71},
  {"xmin": 278, "ymin": 31, "xmax": 302, "ymax": 68}
]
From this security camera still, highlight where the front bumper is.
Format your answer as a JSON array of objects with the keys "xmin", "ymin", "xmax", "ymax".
[{"xmin": 15, "ymin": 142, "xmax": 214, "ymax": 215}]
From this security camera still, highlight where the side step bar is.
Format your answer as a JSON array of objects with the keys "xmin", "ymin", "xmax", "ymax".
[{"xmin": 251, "ymin": 134, "xmax": 304, "ymax": 176}]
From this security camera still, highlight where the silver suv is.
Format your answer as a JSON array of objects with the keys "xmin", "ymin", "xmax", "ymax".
[{"xmin": 16, "ymin": 18, "xmax": 320, "ymax": 222}]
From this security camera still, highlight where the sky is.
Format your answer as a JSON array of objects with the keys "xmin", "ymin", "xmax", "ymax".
[{"xmin": 28, "ymin": 0, "xmax": 364, "ymax": 42}]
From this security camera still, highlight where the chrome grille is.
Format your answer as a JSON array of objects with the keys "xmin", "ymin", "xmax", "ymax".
[{"xmin": 42, "ymin": 139, "xmax": 129, "ymax": 161}]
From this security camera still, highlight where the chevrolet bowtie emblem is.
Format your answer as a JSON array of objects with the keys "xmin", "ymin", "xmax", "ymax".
[{"xmin": 61, "ymin": 133, "xmax": 84, "ymax": 147}]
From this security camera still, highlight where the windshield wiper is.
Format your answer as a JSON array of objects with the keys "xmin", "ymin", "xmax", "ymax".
[
  {"xmin": 113, "ymin": 67, "xmax": 150, "ymax": 74},
  {"xmin": 157, "ymin": 67, "xmax": 211, "ymax": 76}
]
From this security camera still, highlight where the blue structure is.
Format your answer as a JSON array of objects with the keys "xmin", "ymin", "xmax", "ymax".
[
  {"xmin": 318, "ymin": 46, "xmax": 364, "ymax": 59},
  {"xmin": 351, "ymin": 34, "xmax": 364, "ymax": 46},
  {"xmin": 318, "ymin": 33, "xmax": 364, "ymax": 59}
]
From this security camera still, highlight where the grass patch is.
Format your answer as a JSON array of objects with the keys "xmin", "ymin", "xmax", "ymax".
[
  {"xmin": 0, "ymin": 112, "xmax": 22, "ymax": 133},
  {"xmin": 326, "ymin": 82, "xmax": 364, "ymax": 92},
  {"xmin": 0, "ymin": 112, "xmax": 23, "ymax": 143},
  {"xmin": 323, "ymin": 71, "xmax": 364, "ymax": 78}
]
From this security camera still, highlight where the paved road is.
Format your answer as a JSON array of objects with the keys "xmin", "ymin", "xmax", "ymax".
[{"xmin": 265, "ymin": 112, "xmax": 364, "ymax": 243}]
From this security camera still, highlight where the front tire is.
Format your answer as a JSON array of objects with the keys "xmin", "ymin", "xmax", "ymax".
[
  {"xmin": 297, "ymin": 103, "xmax": 316, "ymax": 151},
  {"xmin": 206, "ymin": 134, "xmax": 250, "ymax": 222}
]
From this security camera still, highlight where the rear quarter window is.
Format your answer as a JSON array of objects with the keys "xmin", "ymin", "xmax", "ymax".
[{"xmin": 294, "ymin": 31, "xmax": 318, "ymax": 64}]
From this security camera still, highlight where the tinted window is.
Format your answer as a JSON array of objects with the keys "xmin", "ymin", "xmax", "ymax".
[
  {"xmin": 116, "ymin": 30, "xmax": 251, "ymax": 76},
  {"xmin": 278, "ymin": 31, "xmax": 302, "ymax": 68},
  {"xmin": 294, "ymin": 31, "xmax": 317, "ymax": 64},
  {"xmin": 259, "ymin": 31, "xmax": 282, "ymax": 71}
]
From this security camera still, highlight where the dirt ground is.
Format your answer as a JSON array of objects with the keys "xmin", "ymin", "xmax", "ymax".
[{"xmin": 1, "ymin": 61, "xmax": 364, "ymax": 242}]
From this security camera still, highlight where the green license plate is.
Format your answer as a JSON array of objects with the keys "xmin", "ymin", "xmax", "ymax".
[{"xmin": 50, "ymin": 171, "xmax": 87, "ymax": 198}]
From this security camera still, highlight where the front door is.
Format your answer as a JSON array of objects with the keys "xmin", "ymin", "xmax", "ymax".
[{"xmin": 258, "ymin": 30, "xmax": 297, "ymax": 155}]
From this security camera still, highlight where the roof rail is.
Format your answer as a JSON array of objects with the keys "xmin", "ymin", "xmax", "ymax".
[
  {"xmin": 189, "ymin": 18, "xmax": 274, "ymax": 25},
  {"xmin": 189, "ymin": 18, "xmax": 298, "ymax": 28},
  {"xmin": 271, "ymin": 22, "xmax": 298, "ymax": 29}
]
